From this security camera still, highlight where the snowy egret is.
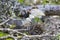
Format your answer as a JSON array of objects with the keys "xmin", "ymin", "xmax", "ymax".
[{"xmin": 26, "ymin": 7, "xmax": 45, "ymax": 22}]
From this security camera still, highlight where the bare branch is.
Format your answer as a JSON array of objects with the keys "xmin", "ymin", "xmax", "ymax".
[{"xmin": 0, "ymin": 19, "xmax": 11, "ymax": 26}]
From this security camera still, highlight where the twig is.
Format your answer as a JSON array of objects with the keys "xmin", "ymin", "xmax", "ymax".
[
  {"xmin": 0, "ymin": 19, "xmax": 11, "ymax": 26},
  {"xmin": 0, "ymin": 28, "xmax": 28, "ymax": 36}
]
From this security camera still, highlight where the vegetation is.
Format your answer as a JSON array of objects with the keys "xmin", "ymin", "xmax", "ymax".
[
  {"xmin": 34, "ymin": 17, "xmax": 43, "ymax": 23},
  {"xmin": 18, "ymin": 0, "xmax": 24, "ymax": 4},
  {"xmin": 0, "ymin": 31, "xmax": 8, "ymax": 37},
  {"xmin": 55, "ymin": 34, "xmax": 60, "ymax": 40},
  {"xmin": 5, "ymin": 37, "xmax": 14, "ymax": 40},
  {"xmin": 18, "ymin": 0, "xmax": 60, "ymax": 5},
  {"xmin": 9, "ymin": 24, "xmax": 16, "ymax": 29},
  {"xmin": 0, "ymin": 0, "xmax": 60, "ymax": 40}
]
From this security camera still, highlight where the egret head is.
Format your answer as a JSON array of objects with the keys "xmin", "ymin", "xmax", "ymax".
[{"xmin": 30, "ymin": 8, "xmax": 45, "ymax": 18}]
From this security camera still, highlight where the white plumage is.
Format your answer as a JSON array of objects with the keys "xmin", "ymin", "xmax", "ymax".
[
  {"xmin": 22, "ymin": 9, "xmax": 45, "ymax": 26},
  {"xmin": 26, "ymin": 9, "xmax": 45, "ymax": 21},
  {"xmin": 30, "ymin": 9, "xmax": 45, "ymax": 17}
]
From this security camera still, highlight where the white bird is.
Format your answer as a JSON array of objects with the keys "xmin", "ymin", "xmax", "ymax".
[
  {"xmin": 26, "ymin": 8, "xmax": 45, "ymax": 22},
  {"xmin": 22, "ymin": 8, "xmax": 45, "ymax": 26}
]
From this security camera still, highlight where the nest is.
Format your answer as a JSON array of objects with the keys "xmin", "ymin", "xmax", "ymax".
[{"xmin": 29, "ymin": 23, "xmax": 44, "ymax": 35}]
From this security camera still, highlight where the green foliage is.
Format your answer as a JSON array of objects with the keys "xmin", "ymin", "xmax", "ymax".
[
  {"xmin": 34, "ymin": 17, "xmax": 43, "ymax": 23},
  {"xmin": 24, "ymin": 32, "xmax": 29, "ymax": 35},
  {"xmin": 5, "ymin": 37, "xmax": 14, "ymax": 40},
  {"xmin": 10, "ymin": 24, "xmax": 16, "ymax": 29},
  {"xmin": 51, "ymin": 0, "xmax": 60, "ymax": 5},
  {"xmin": 42, "ymin": 0, "xmax": 49, "ymax": 4},
  {"xmin": 18, "ymin": 0, "xmax": 24, "ymax": 4},
  {"xmin": 55, "ymin": 33, "xmax": 60, "ymax": 40},
  {"xmin": 0, "ymin": 31, "xmax": 8, "ymax": 37},
  {"xmin": 17, "ymin": 0, "xmax": 60, "ymax": 5},
  {"xmin": 42, "ymin": 0, "xmax": 60, "ymax": 5}
]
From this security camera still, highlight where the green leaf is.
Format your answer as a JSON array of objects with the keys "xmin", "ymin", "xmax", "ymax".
[
  {"xmin": 10, "ymin": 24, "xmax": 16, "ymax": 29},
  {"xmin": 0, "ymin": 31, "xmax": 8, "ymax": 37},
  {"xmin": 6, "ymin": 37, "xmax": 14, "ymax": 40},
  {"xmin": 34, "ymin": 17, "xmax": 43, "ymax": 23},
  {"xmin": 42, "ymin": 0, "xmax": 49, "ymax": 5},
  {"xmin": 24, "ymin": 32, "xmax": 29, "ymax": 35},
  {"xmin": 56, "ymin": 33, "xmax": 60, "ymax": 40},
  {"xmin": 18, "ymin": 0, "xmax": 24, "ymax": 3}
]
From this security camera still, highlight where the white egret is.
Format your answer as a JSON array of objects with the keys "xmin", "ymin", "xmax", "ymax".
[{"xmin": 26, "ymin": 8, "xmax": 45, "ymax": 22}]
